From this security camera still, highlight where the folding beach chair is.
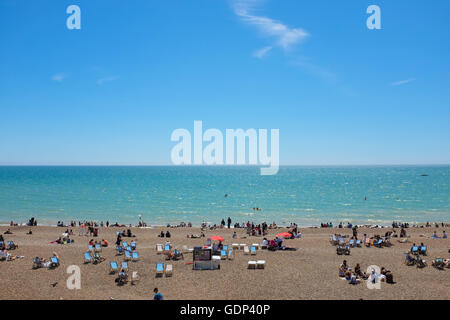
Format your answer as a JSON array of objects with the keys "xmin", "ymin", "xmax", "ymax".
[
  {"xmin": 110, "ymin": 261, "xmax": 119, "ymax": 274},
  {"xmin": 132, "ymin": 252, "xmax": 139, "ymax": 262},
  {"xmin": 252, "ymin": 243, "xmax": 259, "ymax": 250},
  {"xmin": 164, "ymin": 244, "xmax": 171, "ymax": 252},
  {"xmin": 260, "ymin": 242, "xmax": 268, "ymax": 250},
  {"xmin": 32, "ymin": 257, "xmax": 42, "ymax": 269},
  {"xmin": 248, "ymin": 261, "xmax": 257, "ymax": 269},
  {"xmin": 374, "ymin": 239, "xmax": 383, "ymax": 248},
  {"xmin": 88, "ymin": 244, "xmax": 94, "ymax": 252},
  {"xmin": 420, "ymin": 246, "xmax": 427, "ymax": 256},
  {"xmin": 7, "ymin": 241, "xmax": 17, "ymax": 250},
  {"xmin": 121, "ymin": 261, "xmax": 129, "ymax": 271},
  {"xmin": 344, "ymin": 246, "xmax": 351, "ymax": 255},
  {"xmin": 232, "ymin": 243, "xmax": 239, "ymax": 250},
  {"xmin": 348, "ymin": 239, "xmax": 355, "ymax": 248},
  {"xmin": 244, "ymin": 245, "xmax": 250, "ymax": 255},
  {"xmin": 330, "ymin": 235, "xmax": 338, "ymax": 245},
  {"xmin": 338, "ymin": 237, "xmax": 345, "ymax": 246},
  {"xmin": 95, "ymin": 243, "xmax": 102, "ymax": 252},
  {"xmin": 165, "ymin": 264, "xmax": 173, "ymax": 277},
  {"xmin": 220, "ymin": 250, "xmax": 227, "ymax": 260},
  {"xmin": 432, "ymin": 258, "xmax": 444, "ymax": 270},
  {"xmin": 156, "ymin": 244, "xmax": 163, "ymax": 254},
  {"xmin": 227, "ymin": 250, "xmax": 234, "ymax": 260},
  {"xmin": 50, "ymin": 257, "xmax": 60, "ymax": 269},
  {"xmin": 131, "ymin": 242, "xmax": 137, "ymax": 250},
  {"xmin": 356, "ymin": 239, "xmax": 362, "ymax": 247},
  {"xmin": 84, "ymin": 252, "xmax": 92, "ymax": 263},
  {"xmin": 131, "ymin": 271, "xmax": 140, "ymax": 284},
  {"xmin": 124, "ymin": 250, "xmax": 132, "ymax": 261},
  {"xmin": 0, "ymin": 241, "xmax": 5, "ymax": 250},
  {"xmin": 404, "ymin": 253, "xmax": 415, "ymax": 266},
  {"xmin": 256, "ymin": 260, "xmax": 266, "ymax": 269},
  {"xmin": 116, "ymin": 245, "xmax": 124, "ymax": 255},
  {"xmin": 223, "ymin": 245, "xmax": 228, "ymax": 251},
  {"xmin": 240, "ymin": 243, "xmax": 246, "ymax": 250},
  {"xmin": 126, "ymin": 246, "xmax": 132, "ymax": 252},
  {"xmin": 156, "ymin": 263, "xmax": 164, "ymax": 277},
  {"xmin": 336, "ymin": 245, "xmax": 344, "ymax": 255},
  {"xmin": 250, "ymin": 246, "xmax": 257, "ymax": 255},
  {"xmin": 122, "ymin": 241, "xmax": 128, "ymax": 248},
  {"xmin": 411, "ymin": 246, "xmax": 419, "ymax": 255},
  {"xmin": 0, "ymin": 251, "xmax": 8, "ymax": 261}
]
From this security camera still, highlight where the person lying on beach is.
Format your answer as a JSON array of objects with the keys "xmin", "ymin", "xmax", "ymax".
[
  {"xmin": 4, "ymin": 229, "xmax": 13, "ymax": 234},
  {"xmin": 26, "ymin": 230, "xmax": 32, "ymax": 235},
  {"xmin": 165, "ymin": 248, "xmax": 184, "ymax": 261}
]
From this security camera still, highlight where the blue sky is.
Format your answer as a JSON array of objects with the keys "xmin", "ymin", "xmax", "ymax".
[{"xmin": 0, "ymin": 0, "xmax": 449, "ymax": 165}]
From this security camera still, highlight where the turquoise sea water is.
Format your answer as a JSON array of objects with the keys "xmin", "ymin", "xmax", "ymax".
[{"xmin": 0, "ymin": 166, "xmax": 449, "ymax": 226}]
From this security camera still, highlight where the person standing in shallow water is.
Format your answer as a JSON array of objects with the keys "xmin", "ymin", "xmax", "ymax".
[{"xmin": 227, "ymin": 217, "xmax": 231, "ymax": 229}]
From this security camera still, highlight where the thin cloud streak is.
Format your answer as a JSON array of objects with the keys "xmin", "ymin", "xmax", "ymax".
[
  {"xmin": 253, "ymin": 46, "xmax": 272, "ymax": 58},
  {"xmin": 51, "ymin": 73, "xmax": 67, "ymax": 82},
  {"xmin": 97, "ymin": 76, "xmax": 119, "ymax": 85},
  {"xmin": 233, "ymin": 0, "xmax": 309, "ymax": 53},
  {"xmin": 391, "ymin": 78, "xmax": 416, "ymax": 86}
]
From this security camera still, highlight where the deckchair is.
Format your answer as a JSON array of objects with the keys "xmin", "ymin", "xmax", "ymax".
[
  {"xmin": 338, "ymin": 237, "xmax": 345, "ymax": 246},
  {"xmin": 95, "ymin": 243, "xmax": 102, "ymax": 252},
  {"xmin": 122, "ymin": 241, "xmax": 128, "ymax": 248},
  {"xmin": 132, "ymin": 252, "xmax": 139, "ymax": 261},
  {"xmin": 88, "ymin": 244, "xmax": 94, "ymax": 252},
  {"xmin": 240, "ymin": 243, "xmax": 246, "ymax": 250},
  {"xmin": 156, "ymin": 263, "xmax": 164, "ymax": 277},
  {"xmin": 116, "ymin": 245, "xmax": 124, "ymax": 255},
  {"xmin": 411, "ymin": 246, "xmax": 419, "ymax": 255},
  {"xmin": 164, "ymin": 244, "xmax": 171, "ymax": 252},
  {"xmin": 432, "ymin": 258, "xmax": 444, "ymax": 270},
  {"xmin": 220, "ymin": 250, "xmax": 227, "ymax": 260},
  {"xmin": 126, "ymin": 246, "xmax": 132, "ymax": 252},
  {"xmin": 356, "ymin": 239, "xmax": 362, "ymax": 247},
  {"xmin": 0, "ymin": 241, "xmax": 5, "ymax": 250},
  {"xmin": 232, "ymin": 243, "xmax": 239, "ymax": 250},
  {"xmin": 250, "ymin": 246, "xmax": 257, "ymax": 255},
  {"xmin": 165, "ymin": 264, "xmax": 173, "ymax": 277},
  {"xmin": 156, "ymin": 244, "xmax": 163, "ymax": 254},
  {"xmin": 50, "ymin": 257, "xmax": 59, "ymax": 268},
  {"xmin": 336, "ymin": 245, "xmax": 344, "ymax": 255},
  {"xmin": 348, "ymin": 239, "xmax": 355, "ymax": 247},
  {"xmin": 252, "ymin": 243, "xmax": 259, "ymax": 250},
  {"xmin": 121, "ymin": 261, "xmax": 129, "ymax": 271},
  {"xmin": 227, "ymin": 250, "xmax": 234, "ymax": 260},
  {"xmin": 32, "ymin": 257, "xmax": 42, "ymax": 269},
  {"xmin": 7, "ymin": 241, "xmax": 17, "ymax": 250},
  {"xmin": 223, "ymin": 245, "xmax": 228, "ymax": 251},
  {"xmin": 110, "ymin": 261, "xmax": 119, "ymax": 274},
  {"xmin": 84, "ymin": 252, "xmax": 92, "ymax": 263},
  {"xmin": 248, "ymin": 261, "xmax": 257, "ymax": 269},
  {"xmin": 131, "ymin": 271, "xmax": 140, "ymax": 284},
  {"xmin": 0, "ymin": 251, "xmax": 8, "ymax": 261},
  {"xmin": 404, "ymin": 253, "xmax": 415, "ymax": 266},
  {"xmin": 373, "ymin": 239, "xmax": 383, "ymax": 248},
  {"xmin": 343, "ymin": 246, "xmax": 351, "ymax": 255},
  {"xmin": 330, "ymin": 235, "xmax": 338, "ymax": 245},
  {"xmin": 256, "ymin": 260, "xmax": 266, "ymax": 269},
  {"xmin": 260, "ymin": 242, "xmax": 268, "ymax": 250},
  {"xmin": 244, "ymin": 245, "xmax": 250, "ymax": 255},
  {"xmin": 420, "ymin": 246, "xmax": 427, "ymax": 255},
  {"xmin": 131, "ymin": 242, "xmax": 137, "ymax": 250},
  {"xmin": 124, "ymin": 250, "xmax": 132, "ymax": 261}
]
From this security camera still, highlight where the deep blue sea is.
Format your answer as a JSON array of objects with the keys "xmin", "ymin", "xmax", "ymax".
[{"xmin": 0, "ymin": 166, "xmax": 449, "ymax": 226}]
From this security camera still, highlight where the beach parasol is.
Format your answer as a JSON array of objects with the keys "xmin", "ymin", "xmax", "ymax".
[
  {"xmin": 276, "ymin": 232, "xmax": 292, "ymax": 239},
  {"xmin": 209, "ymin": 236, "xmax": 225, "ymax": 242}
]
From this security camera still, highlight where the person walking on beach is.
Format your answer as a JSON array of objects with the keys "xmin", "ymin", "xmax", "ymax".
[
  {"xmin": 227, "ymin": 217, "xmax": 231, "ymax": 229},
  {"xmin": 153, "ymin": 288, "xmax": 163, "ymax": 300}
]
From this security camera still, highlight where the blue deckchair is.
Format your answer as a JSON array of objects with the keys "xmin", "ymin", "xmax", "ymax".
[
  {"xmin": 411, "ymin": 246, "xmax": 419, "ymax": 254},
  {"xmin": 110, "ymin": 261, "xmax": 119, "ymax": 273},
  {"xmin": 50, "ymin": 257, "xmax": 59, "ymax": 268},
  {"xmin": 348, "ymin": 239, "xmax": 355, "ymax": 247},
  {"xmin": 126, "ymin": 246, "xmax": 132, "ymax": 252},
  {"xmin": 156, "ymin": 263, "xmax": 164, "ymax": 276},
  {"xmin": 250, "ymin": 246, "xmax": 257, "ymax": 255},
  {"xmin": 420, "ymin": 246, "xmax": 427, "ymax": 255},
  {"xmin": 374, "ymin": 239, "xmax": 383, "ymax": 247},
  {"xmin": 121, "ymin": 261, "xmax": 129, "ymax": 271},
  {"xmin": 220, "ymin": 250, "xmax": 227, "ymax": 259},
  {"xmin": 164, "ymin": 244, "xmax": 171, "ymax": 251},
  {"xmin": 88, "ymin": 244, "xmax": 94, "ymax": 252},
  {"xmin": 122, "ymin": 241, "xmax": 128, "ymax": 248},
  {"xmin": 132, "ymin": 252, "xmax": 139, "ymax": 261},
  {"xmin": 84, "ymin": 252, "xmax": 92, "ymax": 263},
  {"xmin": 356, "ymin": 239, "xmax": 361, "ymax": 247},
  {"xmin": 223, "ymin": 245, "xmax": 228, "ymax": 251},
  {"xmin": 131, "ymin": 242, "xmax": 137, "ymax": 250},
  {"xmin": 116, "ymin": 245, "xmax": 124, "ymax": 255},
  {"xmin": 125, "ymin": 250, "xmax": 132, "ymax": 261},
  {"xmin": 95, "ymin": 243, "xmax": 102, "ymax": 252}
]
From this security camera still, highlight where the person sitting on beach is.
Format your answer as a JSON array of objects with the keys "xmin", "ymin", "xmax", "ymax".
[
  {"xmin": 127, "ymin": 229, "xmax": 135, "ymax": 238},
  {"xmin": 116, "ymin": 234, "xmax": 122, "ymax": 246},
  {"xmin": 354, "ymin": 263, "xmax": 368, "ymax": 280},
  {"xmin": 159, "ymin": 231, "xmax": 165, "ymax": 238},
  {"xmin": 400, "ymin": 228, "xmax": 406, "ymax": 238},
  {"xmin": 165, "ymin": 230, "xmax": 171, "ymax": 238},
  {"xmin": 232, "ymin": 231, "xmax": 237, "ymax": 239},
  {"xmin": 116, "ymin": 269, "xmax": 128, "ymax": 285},
  {"xmin": 4, "ymin": 229, "xmax": 12, "ymax": 235},
  {"xmin": 101, "ymin": 239, "xmax": 109, "ymax": 247},
  {"xmin": 443, "ymin": 231, "xmax": 448, "ymax": 239},
  {"xmin": 261, "ymin": 238, "xmax": 268, "ymax": 248}
]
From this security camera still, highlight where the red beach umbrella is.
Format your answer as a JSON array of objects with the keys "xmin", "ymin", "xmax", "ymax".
[
  {"xmin": 276, "ymin": 232, "xmax": 292, "ymax": 239},
  {"xmin": 209, "ymin": 236, "xmax": 225, "ymax": 242}
]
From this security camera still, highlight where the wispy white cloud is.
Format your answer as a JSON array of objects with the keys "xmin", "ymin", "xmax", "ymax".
[
  {"xmin": 51, "ymin": 73, "xmax": 67, "ymax": 82},
  {"xmin": 391, "ymin": 78, "xmax": 416, "ymax": 86},
  {"xmin": 253, "ymin": 46, "xmax": 272, "ymax": 58},
  {"xmin": 97, "ymin": 76, "xmax": 119, "ymax": 85},
  {"xmin": 233, "ymin": 0, "xmax": 309, "ymax": 54}
]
